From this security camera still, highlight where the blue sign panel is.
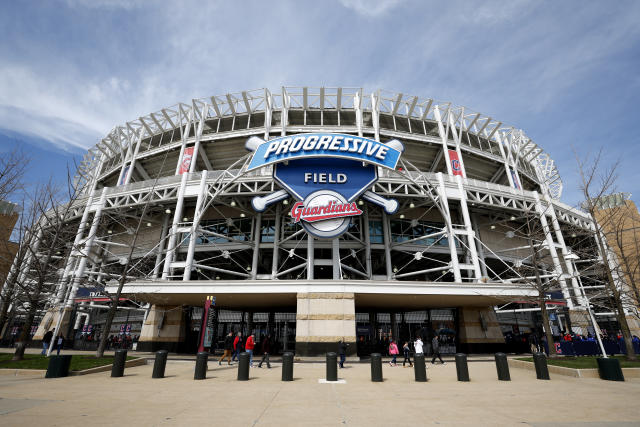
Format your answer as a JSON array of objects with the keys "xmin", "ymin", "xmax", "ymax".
[
  {"xmin": 246, "ymin": 133, "xmax": 404, "ymax": 239},
  {"xmin": 274, "ymin": 158, "xmax": 377, "ymax": 202},
  {"xmin": 246, "ymin": 133, "xmax": 402, "ymax": 171}
]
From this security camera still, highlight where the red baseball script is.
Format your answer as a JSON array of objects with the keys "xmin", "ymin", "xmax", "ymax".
[{"xmin": 291, "ymin": 201, "xmax": 363, "ymax": 223}]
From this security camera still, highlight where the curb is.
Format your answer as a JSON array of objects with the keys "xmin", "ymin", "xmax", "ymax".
[
  {"xmin": 508, "ymin": 358, "xmax": 640, "ymax": 378},
  {"xmin": 70, "ymin": 357, "xmax": 147, "ymax": 376}
]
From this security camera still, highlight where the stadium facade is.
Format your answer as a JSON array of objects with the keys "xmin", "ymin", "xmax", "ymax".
[{"xmin": 31, "ymin": 87, "xmax": 603, "ymax": 356}]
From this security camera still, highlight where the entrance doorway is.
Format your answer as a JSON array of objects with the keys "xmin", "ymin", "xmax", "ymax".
[{"xmin": 355, "ymin": 308, "xmax": 458, "ymax": 357}]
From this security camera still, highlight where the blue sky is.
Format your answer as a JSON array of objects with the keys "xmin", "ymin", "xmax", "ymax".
[{"xmin": 1, "ymin": 0, "xmax": 639, "ymax": 206}]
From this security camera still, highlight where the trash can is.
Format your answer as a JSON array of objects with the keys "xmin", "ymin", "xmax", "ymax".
[
  {"xmin": 597, "ymin": 357, "xmax": 624, "ymax": 381},
  {"xmin": 46, "ymin": 355, "xmax": 73, "ymax": 378},
  {"xmin": 111, "ymin": 349, "xmax": 127, "ymax": 378}
]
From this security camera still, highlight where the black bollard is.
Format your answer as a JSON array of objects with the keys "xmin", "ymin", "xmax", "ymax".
[
  {"xmin": 237, "ymin": 352, "xmax": 250, "ymax": 381},
  {"xmin": 194, "ymin": 352, "xmax": 208, "ymax": 380},
  {"xmin": 494, "ymin": 352, "xmax": 510, "ymax": 381},
  {"xmin": 596, "ymin": 357, "xmax": 624, "ymax": 381},
  {"xmin": 111, "ymin": 349, "xmax": 127, "ymax": 378},
  {"xmin": 455, "ymin": 353, "xmax": 470, "ymax": 382},
  {"xmin": 413, "ymin": 353, "xmax": 427, "ymax": 382},
  {"xmin": 326, "ymin": 352, "xmax": 338, "ymax": 381},
  {"xmin": 152, "ymin": 350, "xmax": 168, "ymax": 379},
  {"xmin": 533, "ymin": 352, "xmax": 550, "ymax": 380},
  {"xmin": 281, "ymin": 352, "xmax": 294, "ymax": 381},
  {"xmin": 370, "ymin": 353, "xmax": 383, "ymax": 382},
  {"xmin": 45, "ymin": 355, "xmax": 73, "ymax": 378}
]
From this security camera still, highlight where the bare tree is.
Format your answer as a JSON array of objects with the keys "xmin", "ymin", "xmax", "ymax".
[
  {"xmin": 576, "ymin": 148, "xmax": 636, "ymax": 361},
  {"xmin": 0, "ymin": 198, "xmax": 37, "ymax": 340},
  {"xmin": 9, "ymin": 176, "xmax": 81, "ymax": 361},
  {"xmin": 594, "ymin": 194, "xmax": 640, "ymax": 319},
  {"xmin": 500, "ymin": 207, "xmax": 565, "ymax": 356},
  {"xmin": 0, "ymin": 147, "xmax": 29, "ymax": 202}
]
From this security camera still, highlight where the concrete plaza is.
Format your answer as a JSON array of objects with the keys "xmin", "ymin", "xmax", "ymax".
[{"xmin": 0, "ymin": 354, "xmax": 639, "ymax": 426}]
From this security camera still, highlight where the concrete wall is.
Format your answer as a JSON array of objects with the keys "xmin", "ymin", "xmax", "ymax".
[
  {"xmin": 457, "ymin": 306, "xmax": 505, "ymax": 353},
  {"xmin": 137, "ymin": 304, "xmax": 186, "ymax": 352},
  {"xmin": 295, "ymin": 292, "xmax": 357, "ymax": 356}
]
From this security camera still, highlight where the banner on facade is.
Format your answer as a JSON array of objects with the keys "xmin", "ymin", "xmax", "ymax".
[
  {"xmin": 448, "ymin": 149, "xmax": 463, "ymax": 177},
  {"xmin": 119, "ymin": 165, "xmax": 130, "ymax": 185},
  {"xmin": 179, "ymin": 146, "xmax": 195, "ymax": 174},
  {"xmin": 510, "ymin": 170, "xmax": 520, "ymax": 189}
]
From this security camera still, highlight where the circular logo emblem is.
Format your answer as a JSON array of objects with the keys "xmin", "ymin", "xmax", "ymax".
[{"xmin": 292, "ymin": 190, "xmax": 360, "ymax": 238}]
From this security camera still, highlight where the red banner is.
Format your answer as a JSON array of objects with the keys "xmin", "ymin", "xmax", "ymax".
[
  {"xmin": 179, "ymin": 146, "xmax": 195, "ymax": 174},
  {"xmin": 448, "ymin": 149, "xmax": 463, "ymax": 177}
]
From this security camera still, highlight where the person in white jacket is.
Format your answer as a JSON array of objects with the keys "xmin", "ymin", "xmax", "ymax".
[{"xmin": 414, "ymin": 336, "xmax": 424, "ymax": 355}]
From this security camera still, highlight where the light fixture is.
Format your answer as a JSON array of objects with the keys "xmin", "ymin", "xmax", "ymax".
[
  {"xmin": 289, "ymin": 249, "xmax": 295, "ymax": 258},
  {"xmin": 400, "ymin": 214, "xmax": 405, "ymax": 219},
  {"xmin": 571, "ymin": 233, "xmax": 577, "ymax": 238},
  {"xmin": 358, "ymin": 200, "xmax": 364, "ymax": 206},
  {"xmin": 108, "ymin": 230, "xmax": 113, "ymax": 234},
  {"xmin": 410, "ymin": 203, "xmax": 415, "ymax": 209},
  {"xmin": 146, "ymin": 222, "xmax": 152, "ymax": 227},
  {"xmin": 165, "ymin": 209, "xmax": 171, "ymax": 214},
  {"xmin": 490, "ymin": 225, "xmax": 496, "ymax": 230},
  {"xmin": 282, "ymin": 199, "xmax": 289, "ymax": 205},
  {"xmin": 414, "ymin": 252, "xmax": 423, "ymax": 260},
  {"xmin": 215, "ymin": 276, "xmax": 220, "ymax": 280},
  {"xmin": 183, "ymin": 217, "xmax": 188, "ymax": 222},
  {"xmin": 393, "ymin": 266, "xmax": 398, "ymax": 273},
  {"xmin": 247, "ymin": 266, "xmax": 251, "ymax": 271},
  {"xmin": 510, "ymin": 216, "xmax": 516, "ymax": 221},
  {"xmin": 230, "ymin": 200, "xmax": 236, "ymax": 207},
  {"xmin": 240, "ymin": 213, "xmax": 246, "ymax": 218},
  {"xmin": 505, "ymin": 231, "xmax": 515, "ymax": 238}
]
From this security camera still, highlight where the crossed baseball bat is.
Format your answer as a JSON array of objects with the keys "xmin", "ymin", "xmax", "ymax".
[{"xmin": 245, "ymin": 136, "xmax": 400, "ymax": 214}]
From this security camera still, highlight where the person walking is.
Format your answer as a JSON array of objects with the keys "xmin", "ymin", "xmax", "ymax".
[
  {"xmin": 245, "ymin": 333, "xmax": 255, "ymax": 367},
  {"xmin": 41, "ymin": 330, "xmax": 53, "ymax": 355},
  {"xmin": 232, "ymin": 332, "xmax": 242, "ymax": 362},
  {"xmin": 414, "ymin": 336, "xmax": 424, "ymax": 356},
  {"xmin": 219, "ymin": 332, "xmax": 234, "ymax": 365},
  {"xmin": 402, "ymin": 341, "xmax": 413, "ymax": 367},
  {"xmin": 431, "ymin": 335, "xmax": 445, "ymax": 364},
  {"xmin": 388, "ymin": 340, "xmax": 399, "ymax": 366},
  {"xmin": 338, "ymin": 340, "xmax": 348, "ymax": 368},
  {"xmin": 258, "ymin": 335, "xmax": 272, "ymax": 368},
  {"xmin": 55, "ymin": 334, "xmax": 64, "ymax": 355}
]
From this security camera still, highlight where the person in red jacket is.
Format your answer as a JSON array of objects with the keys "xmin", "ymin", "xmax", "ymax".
[
  {"xmin": 245, "ymin": 333, "xmax": 255, "ymax": 367},
  {"xmin": 232, "ymin": 332, "xmax": 242, "ymax": 362}
]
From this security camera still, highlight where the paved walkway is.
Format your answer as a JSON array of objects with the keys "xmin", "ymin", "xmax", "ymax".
[{"xmin": 0, "ymin": 356, "xmax": 639, "ymax": 426}]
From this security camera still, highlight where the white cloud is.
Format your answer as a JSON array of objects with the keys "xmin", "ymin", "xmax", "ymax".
[
  {"xmin": 64, "ymin": 0, "xmax": 144, "ymax": 9},
  {"xmin": 338, "ymin": 0, "xmax": 403, "ymax": 17},
  {"xmin": 0, "ymin": 0, "xmax": 639, "ymax": 207}
]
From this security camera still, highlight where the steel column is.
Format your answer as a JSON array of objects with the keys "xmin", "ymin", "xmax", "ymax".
[{"xmin": 183, "ymin": 171, "xmax": 208, "ymax": 281}]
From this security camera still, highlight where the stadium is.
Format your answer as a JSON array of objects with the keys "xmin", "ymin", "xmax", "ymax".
[{"xmin": 32, "ymin": 87, "xmax": 601, "ymax": 356}]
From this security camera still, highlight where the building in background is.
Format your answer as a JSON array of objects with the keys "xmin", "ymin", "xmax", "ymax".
[
  {"xmin": 593, "ymin": 192, "xmax": 640, "ymax": 337},
  {"xmin": 0, "ymin": 200, "xmax": 20, "ymax": 292},
  {"xmin": 20, "ymin": 87, "xmax": 610, "ymax": 356}
]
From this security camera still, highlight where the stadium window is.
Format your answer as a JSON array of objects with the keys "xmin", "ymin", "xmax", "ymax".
[{"xmin": 368, "ymin": 220, "xmax": 384, "ymax": 244}]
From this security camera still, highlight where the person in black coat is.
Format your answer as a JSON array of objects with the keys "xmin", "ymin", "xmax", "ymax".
[
  {"xmin": 42, "ymin": 330, "xmax": 53, "ymax": 355},
  {"xmin": 338, "ymin": 340, "xmax": 348, "ymax": 368},
  {"xmin": 258, "ymin": 335, "xmax": 272, "ymax": 368}
]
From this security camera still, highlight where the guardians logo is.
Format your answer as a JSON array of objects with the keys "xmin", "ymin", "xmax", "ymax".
[{"xmin": 246, "ymin": 133, "xmax": 403, "ymax": 238}]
